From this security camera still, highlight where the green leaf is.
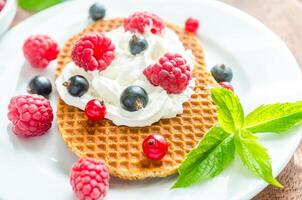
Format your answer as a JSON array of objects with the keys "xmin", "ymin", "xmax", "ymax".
[
  {"xmin": 172, "ymin": 127, "xmax": 235, "ymax": 188},
  {"xmin": 178, "ymin": 126, "xmax": 230, "ymax": 174},
  {"xmin": 19, "ymin": 0, "xmax": 63, "ymax": 11},
  {"xmin": 235, "ymin": 129, "xmax": 283, "ymax": 188},
  {"xmin": 211, "ymin": 88, "xmax": 244, "ymax": 133},
  {"xmin": 243, "ymin": 102, "xmax": 302, "ymax": 133}
]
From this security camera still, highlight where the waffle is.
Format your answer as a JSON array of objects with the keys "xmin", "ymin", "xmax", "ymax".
[{"xmin": 56, "ymin": 18, "xmax": 217, "ymax": 180}]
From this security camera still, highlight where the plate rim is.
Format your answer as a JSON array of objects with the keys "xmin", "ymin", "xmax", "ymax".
[{"xmin": 0, "ymin": 0, "xmax": 301, "ymax": 199}]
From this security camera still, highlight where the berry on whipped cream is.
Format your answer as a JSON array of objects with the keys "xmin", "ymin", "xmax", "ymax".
[
  {"xmin": 144, "ymin": 53, "xmax": 192, "ymax": 94},
  {"xmin": 124, "ymin": 11, "xmax": 165, "ymax": 35},
  {"xmin": 56, "ymin": 13, "xmax": 195, "ymax": 127},
  {"xmin": 71, "ymin": 33, "xmax": 115, "ymax": 71}
]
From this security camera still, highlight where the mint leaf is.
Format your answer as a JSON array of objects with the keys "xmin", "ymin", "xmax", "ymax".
[
  {"xmin": 179, "ymin": 126, "xmax": 230, "ymax": 174},
  {"xmin": 172, "ymin": 128, "xmax": 235, "ymax": 188},
  {"xmin": 211, "ymin": 88, "xmax": 244, "ymax": 133},
  {"xmin": 19, "ymin": 0, "xmax": 63, "ymax": 11},
  {"xmin": 235, "ymin": 129, "xmax": 282, "ymax": 188},
  {"xmin": 244, "ymin": 102, "xmax": 302, "ymax": 133}
]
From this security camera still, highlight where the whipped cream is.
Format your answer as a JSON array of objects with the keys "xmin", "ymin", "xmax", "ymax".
[{"xmin": 56, "ymin": 26, "xmax": 195, "ymax": 127}]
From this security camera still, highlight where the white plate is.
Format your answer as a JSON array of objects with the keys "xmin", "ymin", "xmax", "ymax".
[{"xmin": 0, "ymin": 0, "xmax": 301, "ymax": 199}]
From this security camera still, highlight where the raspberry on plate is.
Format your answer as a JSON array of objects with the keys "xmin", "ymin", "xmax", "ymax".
[
  {"xmin": 0, "ymin": 0, "xmax": 5, "ymax": 11},
  {"xmin": 124, "ymin": 11, "xmax": 165, "ymax": 35},
  {"xmin": 23, "ymin": 35, "xmax": 59, "ymax": 68},
  {"xmin": 7, "ymin": 95, "xmax": 53, "ymax": 137},
  {"xmin": 70, "ymin": 158, "xmax": 109, "ymax": 200},
  {"xmin": 71, "ymin": 33, "xmax": 115, "ymax": 72},
  {"xmin": 144, "ymin": 53, "xmax": 192, "ymax": 94}
]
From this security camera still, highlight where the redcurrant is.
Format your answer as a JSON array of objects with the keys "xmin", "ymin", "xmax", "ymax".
[
  {"xmin": 142, "ymin": 134, "xmax": 168, "ymax": 161},
  {"xmin": 185, "ymin": 17, "xmax": 199, "ymax": 33},
  {"xmin": 85, "ymin": 99, "xmax": 106, "ymax": 121},
  {"xmin": 219, "ymin": 82, "xmax": 234, "ymax": 92}
]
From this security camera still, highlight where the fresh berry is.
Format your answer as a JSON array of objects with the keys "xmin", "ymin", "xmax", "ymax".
[
  {"xmin": 129, "ymin": 35, "xmax": 148, "ymax": 55},
  {"xmin": 71, "ymin": 33, "xmax": 115, "ymax": 71},
  {"xmin": 185, "ymin": 17, "xmax": 199, "ymax": 33},
  {"xmin": 219, "ymin": 82, "xmax": 234, "ymax": 92},
  {"xmin": 70, "ymin": 158, "xmax": 109, "ymax": 200},
  {"xmin": 124, "ymin": 11, "xmax": 165, "ymax": 35},
  {"xmin": 120, "ymin": 86, "xmax": 148, "ymax": 112},
  {"xmin": 27, "ymin": 76, "xmax": 52, "ymax": 98},
  {"xmin": 89, "ymin": 3, "xmax": 106, "ymax": 21},
  {"xmin": 7, "ymin": 95, "xmax": 53, "ymax": 137},
  {"xmin": 0, "ymin": 0, "xmax": 5, "ymax": 11},
  {"xmin": 211, "ymin": 64, "xmax": 233, "ymax": 82},
  {"xmin": 63, "ymin": 75, "xmax": 89, "ymax": 97},
  {"xmin": 23, "ymin": 35, "xmax": 59, "ymax": 68},
  {"xmin": 85, "ymin": 99, "xmax": 106, "ymax": 122},
  {"xmin": 142, "ymin": 134, "xmax": 168, "ymax": 161},
  {"xmin": 143, "ymin": 53, "xmax": 191, "ymax": 94}
]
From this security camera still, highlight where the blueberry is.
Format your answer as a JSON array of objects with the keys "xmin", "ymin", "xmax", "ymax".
[
  {"xmin": 64, "ymin": 75, "xmax": 89, "ymax": 97},
  {"xmin": 120, "ymin": 86, "xmax": 149, "ymax": 112},
  {"xmin": 27, "ymin": 75, "xmax": 52, "ymax": 98},
  {"xmin": 89, "ymin": 3, "xmax": 106, "ymax": 21},
  {"xmin": 210, "ymin": 64, "xmax": 233, "ymax": 82},
  {"xmin": 129, "ymin": 35, "xmax": 148, "ymax": 55}
]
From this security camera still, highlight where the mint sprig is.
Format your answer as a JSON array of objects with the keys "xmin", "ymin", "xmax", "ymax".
[
  {"xmin": 19, "ymin": 0, "xmax": 63, "ymax": 11},
  {"xmin": 244, "ymin": 102, "xmax": 302, "ymax": 133},
  {"xmin": 173, "ymin": 126, "xmax": 235, "ymax": 188},
  {"xmin": 173, "ymin": 88, "xmax": 302, "ymax": 188},
  {"xmin": 235, "ymin": 129, "xmax": 283, "ymax": 188},
  {"xmin": 211, "ymin": 88, "xmax": 244, "ymax": 133}
]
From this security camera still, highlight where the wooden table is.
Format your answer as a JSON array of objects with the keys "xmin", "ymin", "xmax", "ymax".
[{"xmin": 11, "ymin": 0, "xmax": 302, "ymax": 199}]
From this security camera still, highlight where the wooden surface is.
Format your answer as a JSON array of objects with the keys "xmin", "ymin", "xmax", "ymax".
[{"xmin": 11, "ymin": 0, "xmax": 302, "ymax": 199}]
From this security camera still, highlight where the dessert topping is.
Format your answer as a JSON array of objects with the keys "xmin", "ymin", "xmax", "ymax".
[
  {"xmin": 23, "ymin": 35, "xmax": 59, "ymax": 68},
  {"xmin": 211, "ymin": 64, "xmax": 233, "ymax": 82},
  {"xmin": 120, "ymin": 86, "xmax": 149, "ymax": 112},
  {"xmin": 89, "ymin": 3, "xmax": 106, "ymax": 21},
  {"xmin": 7, "ymin": 95, "xmax": 53, "ymax": 137},
  {"xmin": 85, "ymin": 99, "xmax": 107, "ymax": 122},
  {"xmin": 144, "ymin": 53, "xmax": 192, "ymax": 94},
  {"xmin": 124, "ymin": 11, "xmax": 165, "ymax": 35},
  {"xmin": 142, "ymin": 134, "xmax": 168, "ymax": 161},
  {"xmin": 129, "ymin": 35, "xmax": 148, "ymax": 55},
  {"xmin": 63, "ymin": 75, "xmax": 89, "ymax": 97},
  {"xmin": 70, "ymin": 158, "xmax": 109, "ymax": 200},
  {"xmin": 27, "ymin": 75, "xmax": 52, "ymax": 98},
  {"xmin": 71, "ymin": 33, "xmax": 115, "ymax": 72},
  {"xmin": 185, "ymin": 17, "xmax": 200, "ymax": 33}
]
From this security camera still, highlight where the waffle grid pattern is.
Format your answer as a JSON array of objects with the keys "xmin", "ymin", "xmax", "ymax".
[{"xmin": 56, "ymin": 18, "xmax": 217, "ymax": 180}]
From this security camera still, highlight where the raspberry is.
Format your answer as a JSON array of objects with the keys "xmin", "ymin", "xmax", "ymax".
[
  {"xmin": 0, "ymin": 0, "xmax": 5, "ymax": 11},
  {"xmin": 7, "ymin": 95, "xmax": 53, "ymax": 137},
  {"xmin": 185, "ymin": 17, "xmax": 199, "ymax": 33},
  {"xmin": 143, "ymin": 53, "xmax": 192, "ymax": 94},
  {"xmin": 71, "ymin": 33, "xmax": 115, "ymax": 72},
  {"xmin": 124, "ymin": 11, "xmax": 165, "ymax": 35},
  {"xmin": 23, "ymin": 35, "xmax": 59, "ymax": 68},
  {"xmin": 70, "ymin": 158, "xmax": 109, "ymax": 200}
]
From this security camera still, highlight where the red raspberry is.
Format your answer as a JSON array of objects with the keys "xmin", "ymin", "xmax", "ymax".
[
  {"xmin": 7, "ymin": 95, "xmax": 53, "ymax": 137},
  {"xmin": 0, "ymin": 0, "xmax": 5, "ymax": 11},
  {"xmin": 143, "ymin": 53, "xmax": 192, "ymax": 94},
  {"xmin": 23, "ymin": 35, "xmax": 59, "ymax": 68},
  {"xmin": 124, "ymin": 11, "xmax": 165, "ymax": 35},
  {"xmin": 71, "ymin": 33, "xmax": 115, "ymax": 72},
  {"xmin": 70, "ymin": 158, "xmax": 109, "ymax": 200},
  {"xmin": 185, "ymin": 17, "xmax": 199, "ymax": 33}
]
